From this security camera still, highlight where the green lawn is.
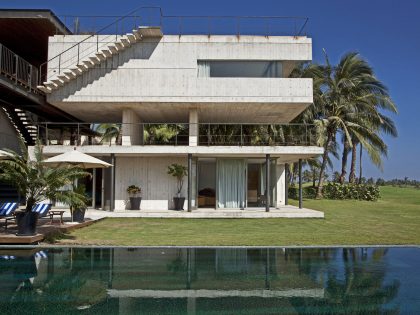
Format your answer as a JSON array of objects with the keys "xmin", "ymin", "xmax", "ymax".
[{"xmin": 57, "ymin": 186, "xmax": 420, "ymax": 246}]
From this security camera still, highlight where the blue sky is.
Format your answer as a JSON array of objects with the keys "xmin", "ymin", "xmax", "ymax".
[{"xmin": 3, "ymin": 0, "xmax": 419, "ymax": 180}]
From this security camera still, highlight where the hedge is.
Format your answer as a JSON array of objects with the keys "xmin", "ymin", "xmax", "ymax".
[{"xmin": 288, "ymin": 183, "xmax": 380, "ymax": 201}]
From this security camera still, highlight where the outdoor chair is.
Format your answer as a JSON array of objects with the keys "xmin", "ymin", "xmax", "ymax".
[
  {"xmin": 32, "ymin": 203, "xmax": 52, "ymax": 218},
  {"xmin": 0, "ymin": 202, "xmax": 19, "ymax": 230}
]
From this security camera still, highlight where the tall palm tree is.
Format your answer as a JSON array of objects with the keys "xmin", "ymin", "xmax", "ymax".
[{"xmin": 299, "ymin": 51, "xmax": 397, "ymax": 197}]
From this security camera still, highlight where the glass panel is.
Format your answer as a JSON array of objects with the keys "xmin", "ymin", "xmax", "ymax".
[{"xmin": 198, "ymin": 60, "xmax": 282, "ymax": 78}]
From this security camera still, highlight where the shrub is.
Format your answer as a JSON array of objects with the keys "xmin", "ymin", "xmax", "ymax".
[
  {"xmin": 323, "ymin": 182, "xmax": 380, "ymax": 201},
  {"xmin": 288, "ymin": 186, "xmax": 317, "ymax": 199}
]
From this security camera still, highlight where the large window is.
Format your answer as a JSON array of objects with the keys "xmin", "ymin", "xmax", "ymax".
[{"xmin": 197, "ymin": 60, "xmax": 282, "ymax": 78}]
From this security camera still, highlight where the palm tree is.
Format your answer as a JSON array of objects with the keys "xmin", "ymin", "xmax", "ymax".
[
  {"xmin": 95, "ymin": 123, "xmax": 121, "ymax": 145},
  {"xmin": 298, "ymin": 52, "xmax": 397, "ymax": 197},
  {"xmin": 0, "ymin": 139, "xmax": 89, "ymax": 212}
]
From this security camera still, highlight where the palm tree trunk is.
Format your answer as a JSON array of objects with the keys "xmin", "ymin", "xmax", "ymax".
[
  {"xmin": 340, "ymin": 141, "xmax": 350, "ymax": 184},
  {"xmin": 316, "ymin": 130, "xmax": 334, "ymax": 198},
  {"xmin": 312, "ymin": 167, "xmax": 316, "ymax": 188},
  {"xmin": 358, "ymin": 143, "xmax": 363, "ymax": 184},
  {"xmin": 349, "ymin": 143, "xmax": 357, "ymax": 183}
]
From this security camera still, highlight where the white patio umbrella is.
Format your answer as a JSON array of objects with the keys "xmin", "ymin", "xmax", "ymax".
[
  {"xmin": 42, "ymin": 149, "xmax": 112, "ymax": 169},
  {"xmin": 0, "ymin": 149, "xmax": 12, "ymax": 160}
]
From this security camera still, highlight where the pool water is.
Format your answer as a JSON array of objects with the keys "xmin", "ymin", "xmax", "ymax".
[{"xmin": 0, "ymin": 247, "xmax": 419, "ymax": 314}]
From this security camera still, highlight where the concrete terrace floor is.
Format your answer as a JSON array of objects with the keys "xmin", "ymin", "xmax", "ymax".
[{"xmin": 71, "ymin": 206, "xmax": 324, "ymax": 219}]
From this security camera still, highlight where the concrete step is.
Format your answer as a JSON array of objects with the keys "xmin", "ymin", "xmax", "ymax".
[
  {"xmin": 108, "ymin": 45, "xmax": 118, "ymax": 53},
  {"xmin": 43, "ymin": 81, "xmax": 58, "ymax": 90},
  {"xmin": 119, "ymin": 38, "xmax": 131, "ymax": 47},
  {"xmin": 83, "ymin": 60, "xmax": 95, "ymax": 68},
  {"xmin": 76, "ymin": 64, "xmax": 89, "ymax": 72},
  {"xmin": 51, "ymin": 79, "xmax": 64, "ymax": 87},
  {"xmin": 95, "ymin": 52, "xmax": 106, "ymax": 61},
  {"xmin": 64, "ymin": 71, "xmax": 77, "ymax": 79},
  {"xmin": 101, "ymin": 49, "xmax": 112, "ymax": 57},
  {"xmin": 89, "ymin": 56, "xmax": 101, "ymax": 65},
  {"xmin": 57, "ymin": 75, "xmax": 71, "ymax": 82}
]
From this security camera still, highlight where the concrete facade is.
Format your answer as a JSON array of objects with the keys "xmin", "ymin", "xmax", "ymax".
[{"xmin": 37, "ymin": 30, "xmax": 322, "ymax": 212}]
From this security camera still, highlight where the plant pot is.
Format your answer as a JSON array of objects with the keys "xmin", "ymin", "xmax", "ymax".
[
  {"xmin": 129, "ymin": 197, "xmax": 142, "ymax": 210},
  {"xmin": 15, "ymin": 212, "xmax": 38, "ymax": 236},
  {"xmin": 72, "ymin": 208, "xmax": 86, "ymax": 222},
  {"xmin": 173, "ymin": 197, "xmax": 185, "ymax": 210}
]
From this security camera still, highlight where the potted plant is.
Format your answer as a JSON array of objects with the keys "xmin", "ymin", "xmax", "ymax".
[
  {"xmin": 167, "ymin": 163, "xmax": 187, "ymax": 210},
  {"xmin": 0, "ymin": 139, "xmax": 89, "ymax": 235},
  {"xmin": 127, "ymin": 185, "xmax": 141, "ymax": 210},
  {"xmin": 70, "ymin": 184, "xmax": 90, "ymax": 222}
]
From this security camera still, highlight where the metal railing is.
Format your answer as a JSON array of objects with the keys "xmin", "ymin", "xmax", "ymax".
[
  {"xmin": 0, "ymin": 43, "xmax": 39, "ymax": 92},
  {"xmin": 39, "ymin": 5, "xmax": 309, "ymax": 84},
  {"xmin": 36, "ymin": 122, "xmax": 319, "ymax": 147}
]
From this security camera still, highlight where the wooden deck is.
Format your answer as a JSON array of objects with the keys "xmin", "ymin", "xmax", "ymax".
[{"xmin": 0, "ymin": 217, "xmax": 99, "ymax": 244}]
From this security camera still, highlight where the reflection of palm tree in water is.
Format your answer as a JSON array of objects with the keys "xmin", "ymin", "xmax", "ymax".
[{"xmin": 288, "ymin": 248, "xmax": 400, "ymax": 314}]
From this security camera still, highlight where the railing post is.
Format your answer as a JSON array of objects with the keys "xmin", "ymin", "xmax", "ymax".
[
  {"xmin": 28, "ymin": 64, "xmax": 32, "ymax": 90},
  {"xmin": 0, "ymin": 44, "xmax": 2, "ymax": 72},
  {"xmin": 15, "ymin": 54, "xmax": 18, "ymax": 84},
  {"xmin": 207, "ymin": 123, "xmax": 210, "ymax": 146},
  {"xmin": 97, "ymin": 34, "xmax": 99, "ymax": 52},
  {"xmin": 77, "ymin": 123, "xmax": 80, "ymax": 146},
  {"xmin": 58, "ymin": 55, "xmax": 61, "ymax": 74},
  {"xmin": 45, "ymin": 123, "xmax": 49, "ymax": 145},
  {"xmin": 240, "ymin": 124, "xmax": 243, "ymax": 146},
  {"xmin": 77, "ymin": 44, "xmax": 80, "ymax": 65}
]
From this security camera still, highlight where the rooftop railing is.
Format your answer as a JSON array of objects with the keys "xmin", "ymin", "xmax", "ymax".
[
  {"xmin": 36, "ymin": 122, "xmax": 319, "ymax": 147},
  {"xmin": 39, "ymin": 6, "xmax": 309, "ymax": 84}
]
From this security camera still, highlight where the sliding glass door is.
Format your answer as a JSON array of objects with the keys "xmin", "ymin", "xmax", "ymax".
[{"xmin": 216, "ymin": 159, "xmax": 246, "ymax": 209}]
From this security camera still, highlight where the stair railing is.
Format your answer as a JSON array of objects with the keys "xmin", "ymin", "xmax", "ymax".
[{"xmin": 38, "ymin": 6, "xmax": 163, "ymax": 85}]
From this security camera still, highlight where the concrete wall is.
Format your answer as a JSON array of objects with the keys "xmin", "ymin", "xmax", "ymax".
[
  {"xmin": 46, "ymin": 35, "xmax": 313, "ymax": 123},
  {"xmin": 0, "ymin": 110, "xmax": 20, "ymax": 152},
  {"xmin": 115, "ymin": 156, "xmax": 188, "ymax": 210}
]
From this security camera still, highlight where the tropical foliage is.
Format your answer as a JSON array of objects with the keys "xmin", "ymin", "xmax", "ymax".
[
  {"xmin": 322, "ymin": 182, "xmax": 380, "ymax": 201},
  {"xmin": 0, "ymin": 139, "xmax": 89, "ymax": 212},
  {"xmin": 292, "ymin": 51, "xmax": 397, "ymax": 197},
  {"xmin": 167, "ymin": 163, "xmax": 188, "ymax": 196}
]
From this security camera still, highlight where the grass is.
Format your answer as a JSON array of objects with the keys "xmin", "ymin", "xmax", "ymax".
[{"xmin": 55, "ymin": 186, "xmax": 420, "ymax": 246}]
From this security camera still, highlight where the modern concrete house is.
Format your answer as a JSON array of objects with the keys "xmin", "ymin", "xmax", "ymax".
[{"xmin": 36, "ymin": 12, "xmax": 323, "ymax": 213}]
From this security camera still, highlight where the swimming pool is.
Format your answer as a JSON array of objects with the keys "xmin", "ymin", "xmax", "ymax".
[{"xmin": 0, "ymin": 247, "xmax": 419, "ymax": 314}]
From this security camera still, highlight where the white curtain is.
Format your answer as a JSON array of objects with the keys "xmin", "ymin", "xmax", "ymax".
[
  {"xmin": 217, "ymin": 159, "xmax": 246, "ymax": 208},
  {"xmin": 197, "ymin": 61, "xmax": 210, "ymax": 77}
]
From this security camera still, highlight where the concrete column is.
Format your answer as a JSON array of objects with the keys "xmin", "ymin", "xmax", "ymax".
[
  {"xmin": 101, "ymin": 168, "xmax": 105, "ymax": 210},
  {"xmin": 92, "ymin": 168, "xmax": 96, "ymax": 208},
  {"xmin": 299, "ymin": 159, "xmax": 303, "ymax": 209},
  {"xmin": 189, "ymin": 109, "xmax": 199, "ymax": 146},
  {"xmin": 121, "ymin": 109, "xmax": 143, "ymax": 145},
  {"xmin": 110, "ymin": 154, "xmax": 116, "ymax": 211},
  {"xmin": 188, "ymin": 153, "xmax": 192, "ymax": 212},
  {"xmin": 285, "ymin": 163, "xmax": 289, "ymax": 205},
  {"xmin": 275, "ymin": 163, "xmax": 286, "ymax": 208},
  {"xmin": 265, "ymin": 154, "xmax": 270, "ymax": 212}
]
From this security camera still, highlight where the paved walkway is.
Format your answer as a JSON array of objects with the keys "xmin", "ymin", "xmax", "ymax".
[{"xmin": 59, "ymin": 206, "xmax": 324, "ymax": 219}]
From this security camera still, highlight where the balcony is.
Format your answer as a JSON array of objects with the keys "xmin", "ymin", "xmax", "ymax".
[{"xmin": 36, "ymin": 122, "xmax": 319, "ymax": 147}]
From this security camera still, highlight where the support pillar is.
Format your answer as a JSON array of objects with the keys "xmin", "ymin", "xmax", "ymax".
[
  {"xmin": 188, "ymin": 153, "xmax": 192, "ymax": 212},
  {"xmin": 110, "ymin": 154, "xmax": 116, "ymax": 211},
  {"xmin": 298, "ymin": 159, "xmax": 303, "ymax": 209},
  {"xmin": 265, "ymin": 154, "xmax": 270, "ymax": 212},
  {"xmin": 92, "ymin": 168, "xmax": 96, "ymax": 208},
  {"xmin": 285, "ymin": 163, "xmax": 289, "ymax": 206},
  {"xmin": 121, "ymin": 109, "xmax": 143, "ymax": 145},
  {"xmin": 101, "ymin": 168, "xmax": 105, "ymax": 210},
  {"xmin": 189, "ymin": 109, "xmax": 199, "ymax": 146}
]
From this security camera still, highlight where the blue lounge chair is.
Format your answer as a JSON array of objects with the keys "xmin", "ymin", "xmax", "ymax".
[
  {"xmin": 0, "ymin": 202, "xmax": 18, "ymax": 217},
  {"xmin": 0, "ymin": 202, "xmax": 19, "ymax": 230},
  {"xmin": 32, "ymin": 203, "xmax": 52, "ymax": 218}
]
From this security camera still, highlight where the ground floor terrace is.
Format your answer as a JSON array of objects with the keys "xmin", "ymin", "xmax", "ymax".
[{"xmin": 39, "ymin": 144, "xmax": 323, "ymax": 216}]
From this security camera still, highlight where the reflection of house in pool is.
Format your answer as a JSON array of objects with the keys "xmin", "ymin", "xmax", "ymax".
[
  {"xmin": 108, "ymin": 248, "xmax": 325, "ymax": 313},
  {"xmin": 0, "ymin": 248, "xmax": 402, "ymax": 314}
]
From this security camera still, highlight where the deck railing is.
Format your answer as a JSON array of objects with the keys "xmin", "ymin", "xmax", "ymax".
[
  {"xmin": 0, "ymin": 43, "xmax": 39, "ymax": 92},
  {"xmin": 36, "ymin": 122, "xmax": 319, "ymax": 147}
]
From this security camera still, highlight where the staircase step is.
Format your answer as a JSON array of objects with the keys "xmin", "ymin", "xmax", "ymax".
[
  {"xmin": 108, "ymin": 45, "xmax": 118, "ymax": 53},
  {"xmin": 138, "ymin": 26, "xmax": 163, "ymax": 38},
  {"xmin": 44, "ymin": 81, "xmax": 58, "ymax": 90},
  {"xmin": 126, "ymin": 33, "xmax": 137, "ymax": 43},
  {"xmin": 114, "ymin": 42, "xmax": 126, "ymax": 50},
  {"xmin": 101, "ymin": 49, "xmax": 112, "ymax": 57},
  {"xmin": 70, "ymin": 67, "xmax": 83, "ymax": 75},
  {"xmin": 37, "ymin": 85, "xmax": 52, "ymax": 93},
  {"xmin": 132, "ymin": 29, "xmax": 143, "ymax": 40},
  {"xmin": 95, "ymin": 52, "xmax": 106, "ymax": 61},
  {"xmin": 89, "ymin": 56, "xmax": 101, "ymax": 65},
  {"xmin": 120, "ymin": 38, "xmax": 131, "ymax": 47},
  {"xmin": 58, "ymin": 75, "xmax": 71, "ymax": 82},
  {"xmin": 51, "ymin": 79, "xmax": 64, "ymax": 87},
  {"xmin": 64, "ymin": 71, "xmax": 77, "ymax": 78},
  {"xmin": 83, "ymin": 60, "xmax": 95, "ymax": 68},
  {"xmin": 76, "ymin": 64, "xmax": 89, "ymax": 72}
]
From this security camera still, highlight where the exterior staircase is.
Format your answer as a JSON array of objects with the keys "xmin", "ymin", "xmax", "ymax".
[
  {"xmin": 1, "ymin": 106, "xmax": 37, "ymax": 145},
  {"xmin": 37, "ymin": 26, "xmax": 162, "ymax": 94}
]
